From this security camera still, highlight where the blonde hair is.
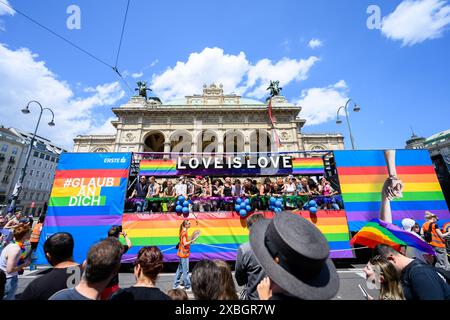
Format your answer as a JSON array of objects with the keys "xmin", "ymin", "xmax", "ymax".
[
  {"xmin": 425, "ymin": 211, "xmax": 436, "ymax": 220},
  {"xmin": 369, "ymin": 256, "xmax": 405, "ymax": 300}
]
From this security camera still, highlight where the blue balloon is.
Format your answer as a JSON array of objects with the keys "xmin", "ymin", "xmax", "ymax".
[
  {"xmin": 235, "ymin": 205, "xmax": 241, "ymax": 212},
  {"xmin": 309, "ymin": 200, "xmax": 317, "ymax": 207},
  {"xmin": 239, "ymin": 209, "xmax": 247, "ymax": 217},
  {"xmin": 275, "ymin": 200, "xmax": 283, "ymax": 208},
  {"xmin": 183, "ymin": 201, "xmax": 189, "ymax": 207},
  {"xmin": 176, "ymin": 201, "xmax": 181, "ymax": 206},
  {"xmin": 309, "ymin": 206, "xmax": 318, "ymax": 214},
  {"xmin": 274, "ymin": 207, "xmax": 281, "ymax": 213},
  {"xmin": 244, "ymin": 199, "xmax": 250, "ymax": 205},
  {"xmin": 245, "ymin": 205, "xmax": 252, "ymax": 211},
  {"xmin": 175, "ymin": 205, "xmax": 183, "ymax": 213},
  {"xmin": 236, "ymin": 198, "xmax": 243, "ymax": 204},
  {"xmin": 188, "ymin": 199, "xmax": 193, "ymax": 204},
  {"xmin": 269, "ymin": 197, "xmax": 276, "ymax": 204},
  {"xmin": 178, "ymin": 196, "xmax": 185, "ymax": 202},
  {"xmin": 182, "ymin": 207, "xmax": 190, "ymax": 214}
]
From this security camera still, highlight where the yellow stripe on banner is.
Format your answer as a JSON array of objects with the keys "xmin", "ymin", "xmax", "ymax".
[
  {"xmin": 340, "ymin": 182, "xmax": 442, "ymax": 193},
  {"xmin": 126, "ymin": 227, "xmax": 249, "ymax": 238},
  {"xmin": 315, "ymin": 225, "xmax": 349, "ymax": 234},
  {"xmin": 50, "ymin": 186, "xmax": 102, "ymax": 197}
]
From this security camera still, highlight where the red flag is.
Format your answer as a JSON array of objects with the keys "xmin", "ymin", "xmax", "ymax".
[{"xmin": 267, "ymin": 98, "xmax": 280, "ymax": 148}]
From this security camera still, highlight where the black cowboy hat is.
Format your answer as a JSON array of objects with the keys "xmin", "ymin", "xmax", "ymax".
[{"xmin": 249, "ymin": 211, "xmax": 339, "ymax": 300}]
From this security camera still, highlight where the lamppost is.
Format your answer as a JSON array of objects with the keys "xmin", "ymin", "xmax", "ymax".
[
  {"xmin": 9, "ymin": 101, "xmax": 55, "ymax": 212},
  {"xmin": 336, "ymin": 98, "xmax": 360, "ymax": 150}
]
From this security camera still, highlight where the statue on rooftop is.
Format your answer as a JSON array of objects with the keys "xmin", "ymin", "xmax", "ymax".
[
  {"xmin": 267, "ymin": 80, "xmax": 282, "ymax": 98},
  {"xmin": 135, "ymin": 81, "xmax": 152, "ymax": 99}
]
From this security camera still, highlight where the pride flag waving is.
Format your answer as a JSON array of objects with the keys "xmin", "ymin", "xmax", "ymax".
[{"xmin": 350, "ymin": 219, "xmax": 435, "ymax": 256}]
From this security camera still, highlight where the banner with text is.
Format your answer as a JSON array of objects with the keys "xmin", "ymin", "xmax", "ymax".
[
  {"xmin": 139, "ymin": 156, "xmax": 324, "ymax": 177},
  {"xmin": 37, "ymin": 153, "xmax": 132, "ymax": 263}
]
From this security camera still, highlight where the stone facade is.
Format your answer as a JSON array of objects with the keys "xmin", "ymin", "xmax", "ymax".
[{"xmin": 73, "ymin": 84, "xmax": 345, "ymax": 155}]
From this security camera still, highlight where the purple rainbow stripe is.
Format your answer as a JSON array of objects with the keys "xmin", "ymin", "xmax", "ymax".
[
  {"xmin": 44, "ymin": 215, "xmax": 123, "ymax": 227},
  {"xmin": 122, "ymin": 252, "xmax": 237, "ymax": 263}
]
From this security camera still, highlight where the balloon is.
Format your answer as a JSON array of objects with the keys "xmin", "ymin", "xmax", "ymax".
[
  {"xmin": 183, "ymin": 201, "xmax": 189, "ymax": 207},
  {"xmin": 235, "ymin": 205, "xmax": 241, "ymax": 212},
  {"xmin": 274, "ymin": 207, "xmax": 281, "ymax": 213},
  {"xmin": 176, "ymin": 201, "xmax": 181, "ymax": 206},
  {"xmin": 269, "ymin": 197, "xmax": 276, "ymax": 205},
  {"xmin": 178, "ymin": 196, "xmax": 185, "ymax": 202},
  {"xmin": 236, "ymin": 198, "xmax": 243, "ymax": 204},
  {"xmin": 244, "ymin": 199, "xmax": 250, "ymax": 205},
  {"xmin": 175, "ymin": 205, "xmax": 183, "ymax": 213},
  {"xmin": 245, "ymin": 205, "xmax": 252, "ymax": 211},
  {"xmin": 239, "ymin": 209, "xmax": 247, "ymax": 217},
  {"xmin": 182, "ymin": 207, "xmax": 190, "ymax": 214},
  {"xmin": 188, "ymin": 199, "xmax": 193, "ymax": 204},
  {"xmin": 309, "ymin": 206, "xmax": 318, "ymax": 214},
  {"xmin": 309, "ymin": 200, "xmax": 317, "ymax": 207},
  {"xmin": 275, "ymin": 200, "xmax": 283, "ymax": 208}
]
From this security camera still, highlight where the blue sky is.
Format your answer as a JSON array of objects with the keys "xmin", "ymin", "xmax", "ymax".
[{"xmin": 0, "ymin": 0, "xmax": 449, "ymax": 149}]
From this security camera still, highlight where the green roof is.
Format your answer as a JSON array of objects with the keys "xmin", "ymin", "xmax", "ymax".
[{"xmin": 424, "ymin": 129, "xmax": 450, "ymax": 145}]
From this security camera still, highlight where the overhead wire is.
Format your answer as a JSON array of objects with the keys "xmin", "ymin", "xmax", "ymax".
[{"xmin": 0, "ymin": 0, "xmax": 135, "ymax": 94}]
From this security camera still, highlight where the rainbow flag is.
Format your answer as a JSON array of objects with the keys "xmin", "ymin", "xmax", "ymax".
[
  {"xmin": 121, "ymin": 209, "xmax": 352, "ymax": 262},
  {"xmin": 140, "ymin": 159, "xmax": 177, "ymax": 176},
  {"xmin": 292, "ymin": 157, "xmax": 324, "ymax": 175},
  {"xmin": 351, "ymin": 219, "xmax": 435, "ymax": 255},
  {"xmin": 334, "ymin": 150, "xmax": 450, "ymax": 231},
  {"xmin": 37, "ymin": 153, "xmax": 132, "ymax": 264}
]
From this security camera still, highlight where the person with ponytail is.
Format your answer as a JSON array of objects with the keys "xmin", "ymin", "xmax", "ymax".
[
  {"xmin": 0, "ymin": 223, "xmax": 32, "ymax": 299},
  {"xmin": 172, "ymin": 220, "xmax": 196, "ymax": 291}
]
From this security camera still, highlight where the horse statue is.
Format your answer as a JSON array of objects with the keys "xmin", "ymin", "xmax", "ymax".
[
  {"xmin": 267, "ymin": 80, "xmax": 282, "ymax": 98},
  {"xmin": 135, "ymin": 81, "xmax": 152, "ymax": 99}
]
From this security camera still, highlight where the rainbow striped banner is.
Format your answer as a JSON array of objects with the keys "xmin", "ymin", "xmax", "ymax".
[
  {"xmin": 139, "ymin": 157, "xmax": 324, "ymax": 177},
  {"xmin": 37, "ymin": 153, "xmax": 132, "ymax": 264},
  {"xmin": 334, "ymin": 150, "xmax": 450, "ymax": 231},
  {"xmin": 292, "ymin": 157, "xmax": 324, "ymax": 175},
  {"xmin": 121, "ymin": 209, "xmax": 352, "ymax": 262}
]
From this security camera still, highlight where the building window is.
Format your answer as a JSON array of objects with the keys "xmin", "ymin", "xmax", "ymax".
[
  {"xmin": 33, "ymin": 151, "xmax": 39, "ymax": 157},
  {"xmin": 39, "ymin": 182, "xmax": 43, "ymax": 189},
  {"xmin": 1, "ymin": 175, "xmax": 9, "ymax": 183},
  {"xmin": 41, "ymin": 172, "xmax": 45, "ymax": 178},
  {"xmin": 38, "ymin": 161, "xmax": 42, "ymax": 167},
  {"xmin": 50, "ymin": 157, "xmax": 55, "ymax": 162},
  {"xmin": 12, "ymin": 147, "xmax": 18, "ymax": 155},
  {"xmin": 36, "ymin": 171, "xmax": 40, "ymax": 177},
  {"xmin": 33, "ymin": 181, "xmax": 37, "ymax": 189},
  {"xmin": 39, "ymin": 153, "xmax": 45, "ymax": 159},
  {"xmin": 27, "ymin": 180, "xmax": 31, "ymax": 187},
  {"xmin": 45, "ymin": 163, "xmax": 48, "ymax": 169},
  {"xmin": 30, "ymin": 192, "xmax": 34, "ymax": 200},
  {"xmin": 1, "ymin": 144, "xmax": 8, "ymax": 152},
  {"xmin": 30, "ymin": 169, "xmax": 34, "ymax": 176},
  {"xmin": 47, "ymin": 173, "xmax": 51, "ymax": 179},
  {"xmin": 32, "ymin": 159, "xmax": 36, "ymax": 166},
  {"xmin": 45, "ymin": 155, "xmax": 50, "ymax": 161}
]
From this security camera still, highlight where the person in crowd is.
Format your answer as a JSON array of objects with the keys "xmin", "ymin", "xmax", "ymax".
[
  {"xmin": 129, "ymin": 176, "xmax": 149, "ymax": 213},
  {"xmin": 272, "ymin": 177, "xmax": 284, "ymax": 196},
  {"xmin": 308, "ymin": 178, "xmax": 320, "ymax": 195},
  {"xmin": 191, "ymin": 176, "xmax": 204, "ymax": 211},
  {"xmin": 175, "ymin": 176, "xmax": 188, "ymax": 198},
  {"xmin": 0, "ymin": 266, "xmax": 5, "ymax": 300},
  {"xmin": 232, "ymin": 179, "xmax": 244, "ymax": 198},
  {"xmin": 235, "ymin": 213, "xmax": 266, "ymax": 300},
  {"xmin": 362, "ymin": 255, "xmax": 405, "ymax": 300},
  {"xmin": 222, "ymin": 177, "xmax": 234, "ymax": 211},
  {"xmin": 376, "ymin": 244, "xmax": 450, "ymax": 300},
  {"xmin": 111, "ymin": 246, "xmax": 170, "ymax": 300},
  {"xmin": 50, "ymin": 238, "xmax": 123, "ymax": 300},
  {"xmin": 259, "ymin": 178, "xmax": 273, "ymax": 196},
  {"xmin": 401, "ymin": 218, "xmax": 429, "ymax": 263},
  {"xmin": 243, "ymin": 178, "xmax": 258, "ymax": 197},
  {"xmin": 299, "ymin": 177, "xmax": 311, "ymax": 195},
  {"xmin": 101, "ymin": 225, "xmax": 132, "ymax": 300},
  {"xmin": 146, "ymin": 176, "xmax": 161, "ymax": 212},
  {"xmin": 186, "ymin": 177, "xmax": 195, "ymax": 198},
  {"xmin": 29, "ymin": 215, "xmax": 45, "ymax": 251},
  {"xmin": 421, "ymin": 211, "xmax": 450, "ymax": 271},
  {"xmin": 211, "ymin": 179, "xmax": 223, "ymax": 211},
  {"xmin": 251, "ymin": 212, "xmax": 339, "ymax": 300},
  {"xmin": 2, "ymin": 211, "xmax": 22, "ymax": 247},
  {"xmin": 167, "ymin": 288, "xmax": 188, "ymax": 300},
  {"xmin": 283, "ymin": 176, "xmax": 297, "ymax": 209},
  {"xmin": 20, "ymin": 232, "xmax": 80, "ymax": 300},
  {"xmin": 172, "ymin": 220, "xmax": 196, "ymax": 291},
  {"xmin": 163, "ymin": 180, "xmax": 176, "ymax": 212},
  {"xmin": 214, "ymin": 259, "xmax": 238, "ymax": 300},
  {"xmin": 197, "ymin": 178, "xmax": 211, "ymax": 211},
  {"xmin": 0, "ymin": 224, "xmax": 32, "ymax": 300},
  {"xmin": 201, "ymin": 177, "xmax": 212, "ymax": 197},
  {"xmin": 443, "ymin": 221, "xmax": 450, "ymax": 259},
  {"xmin": 191, "ymin": 259, "xmax": 221, "ymax": 300}
]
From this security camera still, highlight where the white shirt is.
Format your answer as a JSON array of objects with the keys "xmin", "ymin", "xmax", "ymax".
[
  {"xmin": 0, "ymin": 242, "xmax": 20, "ymax": 278},
  {"xmin": 175, "ymin": 183, "xmax": 187, "ymax": 197}
]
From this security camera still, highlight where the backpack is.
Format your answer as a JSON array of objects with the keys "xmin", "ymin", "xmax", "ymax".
[{"xmin": 423, "ymin": 222, "xmax": 434, "ymax": 243}]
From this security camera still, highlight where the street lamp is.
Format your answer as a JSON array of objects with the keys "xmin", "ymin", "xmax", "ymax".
[
  {"xmin": 9, "ymin": 101, "xmax": 55, "ymax": 212},
  {"xmin": 336, "ymin": 98, "xmax": 360, "ymax": 150}
]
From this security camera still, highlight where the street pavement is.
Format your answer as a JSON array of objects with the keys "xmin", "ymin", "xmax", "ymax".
[{"xmin": 15, "ymin": 263, "xmax": 378, "ymax": 300}]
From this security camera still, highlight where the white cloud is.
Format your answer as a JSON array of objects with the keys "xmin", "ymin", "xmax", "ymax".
[
  {"xmin": 381, "ymin": 0, "xmax": 450, "ymax": 46},
  {"xmin": 150, "ymin": 59, "xmax": 159, "ymax": 67},
  {"xmin": 151, "ymin": 47, "xmax": 319, "ymax": 101},
  {"xmin": 0, "ymin": 43, "xmax": 124, "ymax": 149},
  {"xmin": 296, "ymin": 81, "xmax": 349, "ymax": 125},
  {"xmin": 88, "ymin": 117, "xmax": 117, "ymax": 135},
  {"xmin": 131, "ymin": 72, "xmax": 143, "ymax": 78},
  {"xmin": 308, "ymin": 38, "xmax": 323, "ymax": 49},
  {"xmin": 0, "ymin": 0, "xmax": 15, "ymax": 16}
]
